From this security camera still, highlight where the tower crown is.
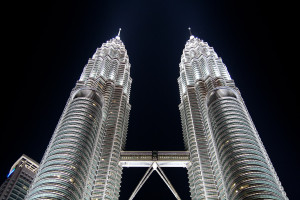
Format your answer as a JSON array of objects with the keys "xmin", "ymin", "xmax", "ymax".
[
  {"xmin": 79, "ymin": 33, "xmax": 132, "ymax": 96},
  {"xmin": 178, "ymin": 34, "xmax": 231, "ymax": 92}
]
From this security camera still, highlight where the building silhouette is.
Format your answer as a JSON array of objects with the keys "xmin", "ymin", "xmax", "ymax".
[
  {"xmin": 0, "ymin": 155, "xmax": 39, "ymax": 200},
  {"xmin": 26, "ymin": 31, "xmax": 131, "ymax": 200},
  {"xmin": 25, "ymin": 31, "xmax": 287, "ymax": 199},
  {"xmin": 178, "ymin": 34, "xmax": 288, "ymax": 199}
]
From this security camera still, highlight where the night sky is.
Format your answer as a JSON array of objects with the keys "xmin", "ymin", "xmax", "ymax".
[{"xmin": 1, "ymin": 0, "xmax": 299, "ymax": 199}]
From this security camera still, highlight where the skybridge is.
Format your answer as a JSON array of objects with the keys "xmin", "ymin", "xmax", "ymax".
[
  {"xmin": 119, "ymin": 151, "xmax": 190, "ymax": 168},
  {"xmin": 119, "ymin": 151, "xmax": 190, "ymax": 200}
]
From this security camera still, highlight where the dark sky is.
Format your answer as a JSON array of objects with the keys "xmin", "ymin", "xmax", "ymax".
[{"xmin": 1, "ymin": 0, "xmax": 299, "ymax": 199}]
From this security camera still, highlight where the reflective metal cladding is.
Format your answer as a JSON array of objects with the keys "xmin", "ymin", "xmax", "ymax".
[
  {"xmin": 24, "ymin": 32, "xmax": 288, "ymax": 200},
  {"xmin": 178, "ymin": 35, "xmax": 288, "ymax": 199},
  {"xmin": 25, "ymin": 35, "xmax": 132, "ymax": 200}
]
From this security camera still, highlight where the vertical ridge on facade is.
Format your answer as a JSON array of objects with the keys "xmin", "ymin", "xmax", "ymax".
[
  {"xmin": 178, "ymin": 35, "xmax": 288, "ymax": 199},
  {"xmin": 26, "ymin": 36, "xmax": 132, "ymax": 200},
  {"xmin": 23, "ymin": 31, "xmax": 288, "ymax": 200}
]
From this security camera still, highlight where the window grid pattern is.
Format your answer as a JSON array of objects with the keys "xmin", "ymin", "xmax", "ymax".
[
  {"xmin": 178, "ymin": 36, "xmax": 287, "ymax": 199},
  {"xmin": 26, "ymin": 36, "xmax": 131, "ymax": 200},
  {"xmin": 208, "ymin": 94, "xmax": 286, "ymax": 199},
  {"xmin": 26, "ymin": 96, "xmax": 103, "ymax": 200}
]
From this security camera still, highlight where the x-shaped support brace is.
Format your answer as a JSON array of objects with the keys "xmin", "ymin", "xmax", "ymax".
[{"xmin": 129, "ymin": 162, "xmax": 181, "ymax": 200}]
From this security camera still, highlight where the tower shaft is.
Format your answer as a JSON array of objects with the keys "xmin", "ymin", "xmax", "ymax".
[
  {"xmin": 178, "ymin": 36, "xmax": 287, "ymax": 199},
  {"xmin": 26, "ymin": 36, "xmax": 131, "ymax": 200},
  {"xmin": 23, "ymin": 32, "xmax": 288, "ymax": 200}
]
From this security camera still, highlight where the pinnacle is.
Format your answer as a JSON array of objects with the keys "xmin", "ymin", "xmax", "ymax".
[{"xmin": 116, "ymin": 28, "xmax": 121, "ymax": 40}]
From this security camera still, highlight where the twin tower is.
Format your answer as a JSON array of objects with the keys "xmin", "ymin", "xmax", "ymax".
[{"xmin": 25, "ymin": 32, "xmax": 288, "ymax": 200}]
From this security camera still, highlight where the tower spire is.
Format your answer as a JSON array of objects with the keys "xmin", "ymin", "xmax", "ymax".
[
  {"xmin": 188, "ymin": 27, "xmax": 192, "ymax": 36},
  {"xmin": 188, "ymin": 27, "xmax": 194, "ymax": 39},
  {"xmin": 116, "ymin": 28, "xmax": 121, "ymax": 40}
]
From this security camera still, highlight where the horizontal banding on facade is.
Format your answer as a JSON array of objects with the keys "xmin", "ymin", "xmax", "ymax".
[
  {"xmin": 207, "ymin": 94, "xmax": 285, "ymax": 199},
  {"xmin": 206, "ymin": 87, "xmax": 238, "ymax": 107},
  {"xmin": 73, "ymin": 88, "xmax": 103, "ymax": 107},
  {"xmin": 26, "ymin": 89, "xmax": 103, "ymax": 200}
]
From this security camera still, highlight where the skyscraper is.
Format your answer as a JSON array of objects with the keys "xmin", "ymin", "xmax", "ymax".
[
  {"xmin": 178, "ymin": 33, "xmax": 288, "ymax": 199},
  {"xmin": 0, "ymin": 155, "xmax": 39, "ymax": 200},
  {"xmin": 24, "ymin": 31, "xmax": 288, "ymax": 200},
  {"xmin": 26, "ymin": 31, "xmax": 132, "ymax": 200}
]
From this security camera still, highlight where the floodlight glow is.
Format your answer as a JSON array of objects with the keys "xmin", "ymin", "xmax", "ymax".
[{"xmin": 7, "ymin": 168, "xmax": 15, "ymax": 178}]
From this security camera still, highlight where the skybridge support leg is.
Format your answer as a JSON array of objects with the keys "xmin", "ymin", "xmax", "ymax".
[
  {"xmin": 129, "ymin": 163, "xmax": 155, "ymax": 200},
  {"xmin": 128, "ymin": 162, "xmax": 181, "ymax": 200},
  {"xmin": 156, "ymin": 164, "xmax": 181, "ymax": 200}
]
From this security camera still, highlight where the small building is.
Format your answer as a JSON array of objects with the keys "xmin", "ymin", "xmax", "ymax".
[{"xmin": 0, "ymin": 155, "xmax": 39, "ymax": 200}]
